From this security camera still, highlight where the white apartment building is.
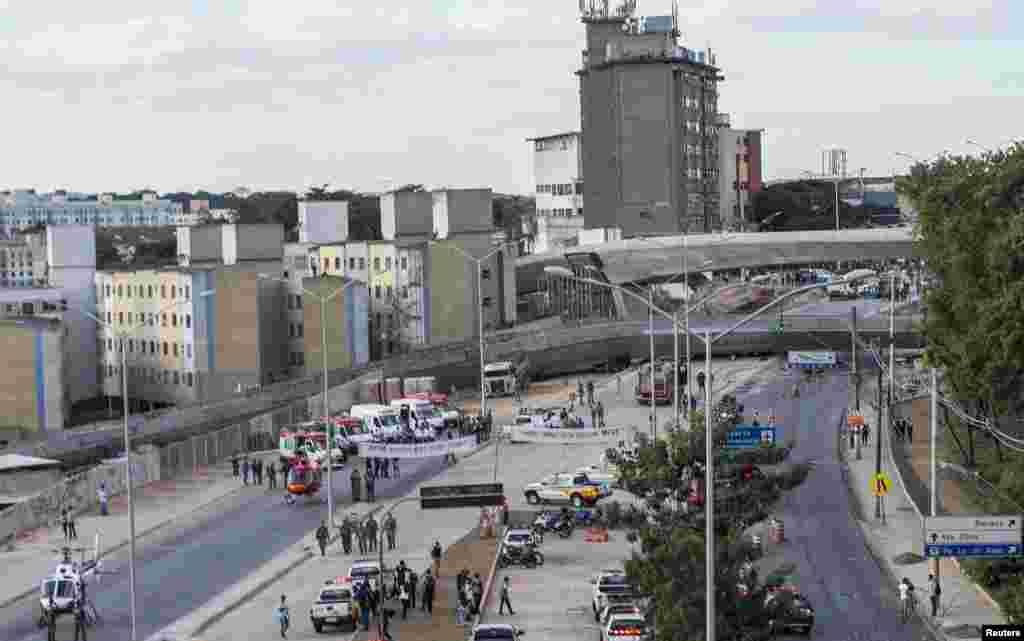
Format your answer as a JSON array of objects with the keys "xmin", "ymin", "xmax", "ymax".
[
  {"xmin": 0, "ymin": 190, "xmax": 182, "ymax": 231},
  {"xmin": 527, "ymin": 131, "xmax": 585, "ymax": 253},
  {"xmin": 717, "ymin": 116, "xmax": 764, "ymax": 232}
]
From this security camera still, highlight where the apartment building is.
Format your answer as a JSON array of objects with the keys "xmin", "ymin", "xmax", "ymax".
[
  {"xmin": 301, "ymin": 275, "xmax": 370, "ymax": 376},
  {"xmin": 526, "ymin": 132, "xmax": 585, "ymax": 254},
  {"xmin": 0, "ymin": 318, "xmax": 68, "ymax": 438},
  {"xmin": 0, "ymin": 190, "xmax": 182, "ymax": 231},
  {"xmin": 94, "ymin": 267, "xmax": 287, "ymax": 407},
  {"xmin": 578, "ymin": 2, "xmax": 723, "ymax": 235},
  {"xmin": 0, "ymin": 226, "xmax": 99, "ymax": 410}
]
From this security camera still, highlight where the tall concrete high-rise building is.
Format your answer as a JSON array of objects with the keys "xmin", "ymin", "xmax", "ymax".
[
  {"xmin": 717, "ymin": 115, "xmax": 764, "ymax": 231},
  {"xmin": 578, "ymin": 0, "xmax": 724, "ymax": 236}
]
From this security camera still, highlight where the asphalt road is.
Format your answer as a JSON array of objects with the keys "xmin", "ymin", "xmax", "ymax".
[
  {"xmin": 0, "ymin": 456, "xmax": 446, "ymax": 641},
  {"xmin": 739, "ymin": 360, "xmax": 931, "ymax": 641}
]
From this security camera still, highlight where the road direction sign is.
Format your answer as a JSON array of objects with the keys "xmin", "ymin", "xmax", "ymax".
[
  {"xmin": 924, "ymin": 515, "xmax": 1023, "ymax": 559},
  {"xmin": 726, "ymin": 425, "xmax": 776, "ymax": 449},
  {"xmin": 872, "ymin": 473, "xmax": 891, "ymax": 497}
]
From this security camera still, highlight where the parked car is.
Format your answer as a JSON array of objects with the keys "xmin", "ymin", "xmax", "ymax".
[
  {"xmin": 600, "ymin": 613, "xmax": 650, "ymax": 640},
  {"xmin": 599, "ymin": 603, "xmax": 643, "ymax": 627},
  {"xmin": 591, "ymin": 570, "xmax": 634, "ymax": 620},
  {"xmin": 471, "ymin": 623, "xmax": 525, "ymax": 640},
  {"xmin": 524, "ymin": 473, "xmax": 602, "ymax": 508},
  {"xmin": 309, "ymin": 580, "xmax": 355, "ymax": 632}
]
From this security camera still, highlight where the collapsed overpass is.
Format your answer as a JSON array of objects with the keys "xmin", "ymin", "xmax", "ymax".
[{"xmin": 517, "ymin": 228, "xmax": 917, "ymax": 294}]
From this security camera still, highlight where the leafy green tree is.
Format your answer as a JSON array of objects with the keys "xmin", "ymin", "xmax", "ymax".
[{"xmin": 904, "ymin": 145, "xmax": 1024, "ymax": 438}]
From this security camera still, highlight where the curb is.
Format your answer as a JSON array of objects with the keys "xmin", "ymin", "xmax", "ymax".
[
  {"xmin": 474, "ymin": 525, "xmax": 506, "ymax": 627},
  {"xmin": 837, "ymin": 408, "xmax": 945, "ymax": 641},
  {"xmin": 184, "ymin": 438, "xmax": 499, "ymax": 639},
  {"xmin": 0, "ymin": 477, "xmax": 247, "ymax": 610}
]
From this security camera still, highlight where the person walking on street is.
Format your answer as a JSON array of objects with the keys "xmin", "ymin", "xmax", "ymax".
[
  {"xmin": 67, "ymin": 510, "xmax": 77, "ymax": 540},
  {"xmin": 399, "ymin": 582, "xmax": 410, "ymax": 619},
  {"xmin": 232, "ymin": 456, "xmax": 240, "ymax": 477},
  {"xmin": 863, "ymin": 423, "xmax": 871, "ymax": 446},
  {"xmin": 357, "ymin": 520, "xmax": 368, "ymax": 554},
  {"xmin": 422, "ymin": 569, "xmax": 435, "ymax": 613},
  {"xmin": 384, "ymin": 513, "xmax": 397, "ymax": 550},
  {"xmin": 498, "ymin": 576, "xmax": 515, "ymax": 615},
  {"xmin": 267, "ymin": 461, "xmax": 277, "ymax": 489},
  {"xmin": 97, "ymin": 482, "xmax": 109, "ymax": 516},
  {"xmin": 401, "ymin": 569, "xmax": 413, "ymax": 610},
  {"xmin": 275, "ymin": 595, "xmax": 290, "ymax": 639},
  {"xmin": 597, "ymin": 401, "xmax": 605, "ymax": 427},
  {"xmin": 587, "ymin": 380, "xmax": 595, "ymax": 406},
  {"xmin": 366, "ymin": 470, "xmax": 376, "ymax": 503},
  {"xmin": 929, "ymin": 573, "xmax": 941, "ymax": 617},
  {"xmin": 315, "ymin": 520, "xmax": 329, "ymax": 557},
  {"xmin": 431, "ymin": 540, "xmax": 443, "ymax": 577},
  {"xmin": 366, "ymin": 516, "xmax": 378, "ymax": 552},
  {"xmin": 392, "ymin": 457, "xmax": 400, "ymax": 478},
  {"xmin": 241, "ymin": 458, "xmax": 250, "ymax": 485},
  {"xmin": 61, "ymin": 508, "xmax": 70, "ymax": 541}
]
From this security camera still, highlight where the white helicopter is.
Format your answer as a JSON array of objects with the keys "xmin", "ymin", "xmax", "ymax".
[{"xmin": 33, "ymin": 532, "xmax": 114, "ymax": 629}]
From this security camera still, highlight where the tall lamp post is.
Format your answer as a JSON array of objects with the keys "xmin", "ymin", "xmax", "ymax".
[
  {"xmin": 544, "ymin": 266, "xmax": 872, "ymax": 641},
  {"xmin": 429, "ymin": 240, "xmax": 515, "ymax": 481},
  {"xmin": 62, "ymin": 289, "xmax": 214, "ymax": 641},
  {"xmin": 258, "ymin": 274, "xmax": 364, "ymax": 531}
]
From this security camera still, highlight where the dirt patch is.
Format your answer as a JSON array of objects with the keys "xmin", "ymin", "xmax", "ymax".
[
  {"xmin": 389, "ymin": 529, "xmax": 499, "ymax": 641},
  {"xmin": 457, "ymin": 379, "xmax": 576, "ymax": 419}
]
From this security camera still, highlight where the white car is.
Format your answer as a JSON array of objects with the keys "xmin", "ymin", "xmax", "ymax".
[
  {"xmin": 309, "ymin": 580, "xmax": 355, "ymax": 632},
  {"xmin": 599, "ymin": 603, "xmax": 643, "ymax": 627},
  {"xmin": 591, "ymin": 569, "xmax": 634, "ymax": 620},
  {"xmin": 601, "ymin": 613, "xmax": 650, "ymax": 640},
  {"xmin": 577, "ymin": 464, "xmax": 620, "ymax": 488},
  {"xmin": 523, "ymin": 473, "xmax": 602, "ymax": 508}
]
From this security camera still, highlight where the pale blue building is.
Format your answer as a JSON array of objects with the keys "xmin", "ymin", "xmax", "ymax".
[{"xmin": 0, "ymin": 190, "xmax": 184, "ymax": 231}]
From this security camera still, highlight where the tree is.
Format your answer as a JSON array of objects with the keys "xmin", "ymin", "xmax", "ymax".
[
  {"xmin": 905, "ymin": 145, "xmax": 1024, "ymax": 433},
  {"xmin": 750, "ymin": 180, "xmax": 869, "ymax": 231}
]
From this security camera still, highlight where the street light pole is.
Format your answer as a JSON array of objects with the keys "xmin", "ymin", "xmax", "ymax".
[
  {"xmin": 684, "ymin": 234, "xmax": 692, "ymax": 426},
  {"xmin": 649, "ymin": 285, "xmax": 656, "ymax": 440},
  {"xmin": 478, "ymin": 261, "xmax": 486, "ymax": 417},
  {"xmin": 120, "ymin": 335, "xmax": 138, "ymax": 641},
  {"xmin": 673, "ymin": 308, "xmax": 679, "ymax": 431},
  {"xmin": 704, "ymin": 327, "xmax": 714, "ymax": 641}
]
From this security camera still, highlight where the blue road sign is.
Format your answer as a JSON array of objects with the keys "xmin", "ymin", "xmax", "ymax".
[
  {"xmin": 926, "ymin": 544, "xmax": 1022, "ymax": 559},
  {"xmin": 726, "ymin": 425, "xmax": 777, "ymax": 449}
]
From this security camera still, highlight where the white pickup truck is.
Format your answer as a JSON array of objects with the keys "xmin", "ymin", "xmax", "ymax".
[{"xmin": 309, "ymin": 580, "xmax": 355, "ymax": 632}]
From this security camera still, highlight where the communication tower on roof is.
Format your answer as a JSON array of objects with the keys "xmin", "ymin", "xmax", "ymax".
[{"xmin": 579, "ymin": 0, "xmax": 636, "ymax": 20}]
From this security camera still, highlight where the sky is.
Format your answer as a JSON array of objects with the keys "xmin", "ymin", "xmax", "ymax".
[{"xmin": 1, "ymin": 0, "xmax": 1022, "ymax": 196}]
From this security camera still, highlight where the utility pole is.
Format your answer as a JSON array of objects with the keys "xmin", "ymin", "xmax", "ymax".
[
  {"xmin": 876, "ymin": 361, "xmax": 884, "ymax": 521},
  {"xmin": 852, "ymin": 306, "xmax": 861, "ymax": 460},
  {"xmin": 931, "ymin": 367, "xmax": 941, "ymax": 593}
]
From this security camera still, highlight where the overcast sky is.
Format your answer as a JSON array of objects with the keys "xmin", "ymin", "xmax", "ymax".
[{"xmin": 2, "ymin": 0, "xmax": 1021, "ymax": 196}]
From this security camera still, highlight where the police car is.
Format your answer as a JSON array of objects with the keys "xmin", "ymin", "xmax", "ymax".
[
  {"xmin": 309, "ymin": 579, "xmax": 355, "ymax": 632},
  {"xmin": 523, "ymin": 473, "xmax": 602, "ymax": 508}
]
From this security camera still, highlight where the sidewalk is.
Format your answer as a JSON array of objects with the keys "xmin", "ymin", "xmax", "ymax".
[
  {"xmin": 0, "ymin": 454, "xmax": 275, "ymax": 609},
  {"xmin": 842, "ymin": 379, "xmax": 1004, "ymax": 640}
]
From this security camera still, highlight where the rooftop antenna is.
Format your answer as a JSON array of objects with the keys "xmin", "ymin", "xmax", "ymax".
[{"xmin": 672, "ymin": 0, "xmax": 679, "ymax": 39}]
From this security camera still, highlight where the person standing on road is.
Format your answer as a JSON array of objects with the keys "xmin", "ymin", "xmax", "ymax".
[
  {"xmin": 241, "ymin": 458, "xmax": 250, "ymax": 485},
  {"xmin": 408, "ymin": 569, "xmax": 418, "ymax": 610},
  {"xmin": 232, "ymin": 456, "xmax": 240, "ymax": 477},
  {"xmin": 267, "ymin": 461, "xmax": 276, "ymax": 490},
  {"xmin": 275, "ymin": 594, "xmax": 290, "ymax": 639},
  {"xmin": 367, "ymin": 516, "xmax": 379, "ymax": 552},
  {"xmin": 315, "ymin": 520, "xmax": 329, "ymax": 557},
  {"xmin": 97, "ymin": 482, "xmax": 109, "ymax": 516},
  {"xmin": 61, "ymin": 507, "xmax": 70, "ymax": 541},
  {"xmin": 697, "ymin": 370, "xmax": 706, "ymax": 392},
  {"xmin": 392, "ymin": 457, "xmax": 400, "ymax": 478},
  {"xmin": 67, "ymin": 509, "xmax": 77, "ymax": 540},
  {"xmin": 863, "ymin": 423, "xmax": 871, "ymax": 446},
  {"xmin": 422, "ymin": 569, "xmax": 435, "ymax": 613},
  {"xmin": 340, "ymin": 517, "xmax": 353, "ymax": 554},
  {"xmin": 587, "ymin": 380, "xmax": 595, "ymax": 406},
  {"xmin": 498, "ymin": 576, "xmax": 515, "ymax": 615},
  {"xmin": 399, "ymin": 582, "xmax": 410, "ymax": 619},
  {"xmin": 384, "ymin": 513, "xmax": 397, "ymax": 550},
  {"xmin": 928, "ymin": 573, "xmax": 941, "ymax": 617},
  {"xmin": 431, "ymin": 540, "xmax": 443, "ymax": 577},
  {"xmin": 357, "ymin": 520, "xmax": 368, "ymax": 554}
]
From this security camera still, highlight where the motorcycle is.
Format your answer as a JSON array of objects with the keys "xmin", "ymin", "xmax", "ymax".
[
  {"xmin": 555, "ymin": 518, "xmax": 575, "ymax": 538},
  {"xmin": 498, "ymin": 544, "xmax": 544, "ymax": 568}
]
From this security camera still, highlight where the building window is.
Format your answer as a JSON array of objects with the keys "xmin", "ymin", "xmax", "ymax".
[
  {"xmin": 373, "ymin": 257, "xmax": 381, "ymax": 271},
  {"xmin": 173, "ymin": 371, "xmax": 180, "ymax": 385},
  {"xmin": 400, "ymin": 257, "xmax": 407, "ymax": 270},
  {"xmin": 297, "ymin": 322, "xmax": 303, "ymax": 337},
  {"xmin": 161, "ymin": 284, "xmax": 166, "ymax": 298},
  {"xmin": 349, "ymin": 257, "xmax": 356, "ymax": 270},
  {"xmin": 149, "ymin": 313, "xmax": 155, "ymax": 326},
  {"xmin": 173, "ymin": 342, "xmax": 179, "ymax": 357},
  {"xmin": 105, "ymin": 284, "xmax": 111, "ymax": 297},
  {"xmin": 186, "ymin": 372, "xmax": 193, "ymax": 387},
  {"xmin": 289, "ymin": 323, "xmax": 295, "ymax": 338},
  {"xmin": 375, "ymin": 285, "xmax": 381, "ymax": 299},
  {"xmin": 107, "ymin": 338, "xmax": 113, "ymax": 350},
  {"xmin": 310, "ymin": 257, "xmax": 317, "ymax": 271},
  {"xmin": 334, "ymin": 257, "xmax": 341, "ymax": 270},
  {"xmin": 148, "ymin": 285, "xmax": 153, "ymax": 298},
  {"xmin": 323, "ymin": 257, "xmax": 329, "ymax": 271},
  {"xmin": 359, "ymin": 258, "xmax": 365, "ymax": 269},
  {"xmin": 118, "ymin": 311, "xmax": 124, "ymax": 324},
  {"xmin": 171, "ymin": 285, "xmax": 176, "ymax": 299},
  {"xmin": 185, "ymin": 314, "xmax": 191, "ymax": 328},
  {"xmin": 171, "ymin": 313, "xmax": 177, "ymax": 327},
  {"xmin": 150, "ymin": 340, "xmax": 156, "ymax": 353},
  {"xmin": 482, "ymin": 296, "xmax": 493, "ymax": 307},
  {"xmin": 106, "ymin": 312, "xmax": 112, "ymax": 323},
  {"xmin": 126, "ymin": 285, "xmax": 132, "ymax": 298},
  {"xmin": 162, "ymin": 313, "xmax": 168, "ymax": 327},
  {"xmin": 186, "ymin": 343, "xmax": 192, "ymax": 358},
  {"xmin": 481, "ymin": 268, "xmax": 491, "ymax": 280},
  {"xmin": 402, "ymin": 286, "xmax": 409, "ymax": 299},
  {"xmin": 385, "ymin": 257, "xmax": 392, "ymax": 271},
  {"xmin": 163, "ymin": 371, "xmax": 169, "ymax": 384},
  {"xmin": 184, "ymin": 285, "xmax": 190, "ymax": 300},
  {"xmin": 386, "ymin": 286, "xmax": 392, "ymax": 298},
  {"xmin": 162, "ymin": 341, "xmax": 168, "ymax": 355},
  {"xmin": 128, "ymin": 340, "xmax": 134, "ymax": 353}
]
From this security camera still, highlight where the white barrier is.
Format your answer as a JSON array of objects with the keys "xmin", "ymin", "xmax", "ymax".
[
  {"xmin": 506, "ymin": 425, "xmax": 631, "ymax": 445},
  {"xmin": 357, "ymin": 435, "xmax": 478, "ymax": 459}
]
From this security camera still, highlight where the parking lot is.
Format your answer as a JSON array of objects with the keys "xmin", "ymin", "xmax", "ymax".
[{"xmin": 482, "ymin": 519, "xmax": 635, "ymax": 641}]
